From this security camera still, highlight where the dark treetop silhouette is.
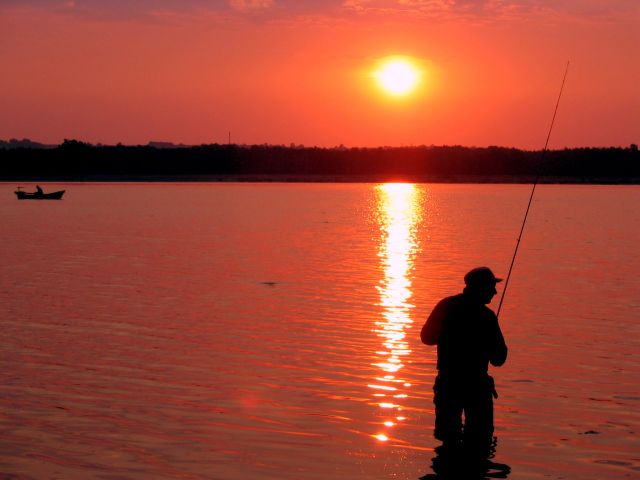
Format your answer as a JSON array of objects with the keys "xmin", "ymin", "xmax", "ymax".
[
  {"xmin": 421, "ymin": 267, "xmax": 508, "ymax": 453},
  {"xmin": 1, "ymin": 139, "xmax": 639, "ymax": 182}
]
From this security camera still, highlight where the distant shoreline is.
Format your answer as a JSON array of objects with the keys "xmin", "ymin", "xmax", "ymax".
[
  {"xmin": 2, "ymin": 140, "xmax": 639, "ymax": 184},
  {"xmin": 4, "ymin": 174, "xmax": 640, "ymax": 184}
]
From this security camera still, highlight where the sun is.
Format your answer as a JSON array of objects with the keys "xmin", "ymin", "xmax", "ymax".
[{"xmin": 374, "ymin": 57, "xmax": 422, "ymax": 96}]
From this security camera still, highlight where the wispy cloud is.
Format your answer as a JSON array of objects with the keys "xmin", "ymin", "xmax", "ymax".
[
  {"xmin": 342, "ymin": 0, "xmax": 639, "ymax": 20},
  {"xmin": 228, "ymin": 0, "xmax": 274, "ymax": 11},
  {"xmin": 1, "ymin": 0, "xmax": 637, "ymax": 23}
]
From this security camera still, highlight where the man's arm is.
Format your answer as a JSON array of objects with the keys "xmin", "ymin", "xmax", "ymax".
[
  {"xmin": 421, "ymin": 299, "xmax": 448, "ymax": 345},
  {"xmin": 489, "ymin": 316, "xmax": 508, "ymax": 366}
]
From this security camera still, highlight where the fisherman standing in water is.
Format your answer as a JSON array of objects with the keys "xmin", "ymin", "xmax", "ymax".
[{"xmin": 421, "ymin": 267, "xmax": 508, "ymax": 452}]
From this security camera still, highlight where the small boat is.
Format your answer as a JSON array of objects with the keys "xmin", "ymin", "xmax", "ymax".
[{"xmin": 15, "ymin": 188, "xmax": 65, "ymax": 200}]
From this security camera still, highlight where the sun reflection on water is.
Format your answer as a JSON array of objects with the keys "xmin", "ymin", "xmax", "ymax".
[{"xmin": 371, "ymin": 183, "xmax": 423, "ymax": 444}]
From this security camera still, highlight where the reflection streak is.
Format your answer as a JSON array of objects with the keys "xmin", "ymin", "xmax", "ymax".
[{"xmin": 371, "ymin": 183, "xmax": 422, "ymax": 444}]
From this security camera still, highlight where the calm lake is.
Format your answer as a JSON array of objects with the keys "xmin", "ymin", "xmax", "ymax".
[{"xmin": 1, "ymin": 183, "xmax": 639, "ymax": 479}]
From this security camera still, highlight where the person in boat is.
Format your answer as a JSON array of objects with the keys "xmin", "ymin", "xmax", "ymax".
[
  {"xmin": 35, "ymin": 185, "xmax": 44, "ymax": 196},
  {"xmin": 420, "ymin": 267, "xmax": 508, "ymax": 452}
]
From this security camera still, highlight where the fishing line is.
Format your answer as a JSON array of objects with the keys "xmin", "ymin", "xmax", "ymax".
[{"xmin": 496, "ymin": 61, "xmax": 570, "ymax": 318}]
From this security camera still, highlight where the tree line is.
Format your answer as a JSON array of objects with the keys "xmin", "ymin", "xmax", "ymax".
[{"xmin": 1, "ymin": 139, "xmax": 638, "ymax": 182}]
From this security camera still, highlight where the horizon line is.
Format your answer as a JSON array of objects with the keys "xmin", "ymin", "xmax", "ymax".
[{"xmin": 1, "ymin": 138, "xmax": 638, "ymax": 151}]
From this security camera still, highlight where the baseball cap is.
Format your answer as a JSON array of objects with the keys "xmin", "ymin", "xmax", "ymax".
[{"xmin": 464, "ymin": 267, "xmax": 503, "ymax": 287}]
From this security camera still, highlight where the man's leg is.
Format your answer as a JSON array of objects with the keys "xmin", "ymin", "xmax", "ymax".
[
  {"xmin": 463, "ymin": 378, "xmax": 494, "ymax": 452},
  {"xmin": 433, "ymin": 376, "xmax": 463, "ymax": 445}
]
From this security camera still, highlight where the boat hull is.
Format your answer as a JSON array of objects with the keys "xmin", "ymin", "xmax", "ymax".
[{"xmin": 15, "ymin": 190, "xmax": 65, "ymax": 200}]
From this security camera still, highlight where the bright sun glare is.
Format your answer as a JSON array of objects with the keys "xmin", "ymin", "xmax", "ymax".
[{"xmin": 374, "ymin": 57, "xmax": 421, "ymax": 96}]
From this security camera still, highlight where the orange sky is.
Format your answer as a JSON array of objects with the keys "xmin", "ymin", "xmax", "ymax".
[{"xmin": 1, "ymin": 1, "xmax": 638, "ymax": 148}]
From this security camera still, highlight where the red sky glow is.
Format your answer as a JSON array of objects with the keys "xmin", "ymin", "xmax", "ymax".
[{"xmin": 1, "ymin": 0, "xmax": 638, "ymax": 148}]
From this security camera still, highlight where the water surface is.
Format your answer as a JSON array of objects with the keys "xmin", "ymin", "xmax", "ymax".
[{"xmin": 1, "ymin": 183, "xmax": 638, "ymax": 479}]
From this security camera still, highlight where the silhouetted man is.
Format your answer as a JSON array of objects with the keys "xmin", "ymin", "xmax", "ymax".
[
  {"xmin": 421, "ymin": 267, "xmax": 507, "ymax": 452},
  {"xmin": 35, "ymin": 185, "xmax": 44, "ymax": 196}
]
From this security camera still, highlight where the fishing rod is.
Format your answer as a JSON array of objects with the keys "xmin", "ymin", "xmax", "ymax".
[{"xmin": 496, "ymin": 61, "xmax": 570, "ymax": 318}]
